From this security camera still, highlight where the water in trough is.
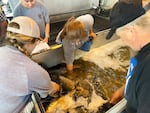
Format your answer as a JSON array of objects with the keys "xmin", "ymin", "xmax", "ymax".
[{"xmin": 42, "ymin": 39, "xmax": 133, "ymax": 113}]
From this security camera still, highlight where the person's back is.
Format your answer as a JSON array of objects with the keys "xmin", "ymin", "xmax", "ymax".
[
  {"xmin": 0, "ymin": 45, "xmax": 48, "ymax": 112},
  {"xmin": 76, "ymin": 14, "xmax": 94, "ymax": 34},
  {"xmin": 0, "ymin": 16, "xmax": 59, "ymax": 112},
  {"xmin": 119, "ymin": 0, "xmax": 142, "ymax": 7}
]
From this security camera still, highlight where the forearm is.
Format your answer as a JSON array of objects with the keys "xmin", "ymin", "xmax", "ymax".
[
  {"xmin": 43, "ymin": 23, "xmax": 50, "ymax": 43},
  {"xmin": 110, "ymin": 85, "xmax": 125, "ymax": 104},
  {"xmin": 45, "ymin": 23, "xmax": 50, "ymax": 38},
  {"xmin": 89, "ymin": 29, "xmax": 96, "ymax": 38}
]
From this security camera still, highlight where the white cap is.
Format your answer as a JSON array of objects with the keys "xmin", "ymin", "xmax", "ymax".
[{"xmin": 7, "ymin": 16, "xmax": 41, "ymax": 39}]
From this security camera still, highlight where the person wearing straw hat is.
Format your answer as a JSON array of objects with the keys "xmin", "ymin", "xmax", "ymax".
[{"xmin": 0, "ymin": 16, "xmax": 59, "ymax": 113}]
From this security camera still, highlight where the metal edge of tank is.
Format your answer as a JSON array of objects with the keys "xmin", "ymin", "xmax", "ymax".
[{"xmin": 105, "ymin": 98, "xmax": 127, "ymax": 113}]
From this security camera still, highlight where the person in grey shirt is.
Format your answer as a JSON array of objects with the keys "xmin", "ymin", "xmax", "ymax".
[
  {"xmin": 56, "ymin": 14, "xmax": 96, "ymax": 72},
  {"xmin": 13, "ymin": 0, "xmax": 50, "ymax": 43},
  {"xmin": 0, "ymin": 16, "xmax": 59, "ymax": 113}
]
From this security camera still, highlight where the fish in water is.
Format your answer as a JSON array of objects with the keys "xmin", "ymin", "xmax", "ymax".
[
  {"xmin": 59, "ymin": 76, "xmax": 75, "ymax": 91},
  {"xmin": 46, "ymin": 80, "xmax": 108, "ymax": 113}
]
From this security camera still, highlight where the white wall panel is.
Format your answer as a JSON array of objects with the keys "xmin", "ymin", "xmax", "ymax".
[
  {"xmin": 39, "ymin": 0, "xmax": 92, "ymax": 15},
  {"xmin": 9, "ymin": 0, "xmax": 118, "ymax": 15}
]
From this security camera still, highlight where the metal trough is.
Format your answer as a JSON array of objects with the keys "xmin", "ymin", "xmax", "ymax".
[
  {"xmin": 31, "ymin": 29, "xmax": 118, "ymax": 68},
  {"xmin": 28, "ymin": 28, "xmax": 133, "ymax": 113}
]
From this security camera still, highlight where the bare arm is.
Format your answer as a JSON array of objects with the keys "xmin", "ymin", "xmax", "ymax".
[
  {"xmin": 110, "ymin": 85, "xmax": 125, "ymax": 104},
  {"xmin": 43, "ymin": 23, "xmax": 50, "ymax": 43},
  {"xmin": 89, "ymin": 29, "xmax": 96, "ymax": 38}
]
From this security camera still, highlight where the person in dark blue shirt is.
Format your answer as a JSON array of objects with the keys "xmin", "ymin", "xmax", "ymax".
[
  {"xmin": 112, "ymin": 11, "xmax": 150, "ymax": 113},
  {"xmin": 107, "ymin": 1, "xmax": 150, "ymax": 113}
]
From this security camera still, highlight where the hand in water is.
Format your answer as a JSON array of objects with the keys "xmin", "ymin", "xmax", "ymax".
[
  {"xmin": 110, "ymin": 85, "xmax": 125, "ymax": 104},
  {"xmin": 50, "ymin": 82, "xmax": 60, "ymax": 96}
]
